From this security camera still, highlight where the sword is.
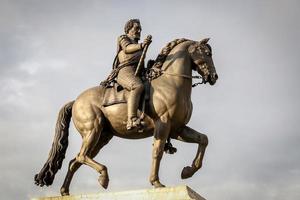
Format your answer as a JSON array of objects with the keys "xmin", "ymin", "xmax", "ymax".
[{"xmin": 135, "ymin": 35, "xmax": 152, "ymax": 76}]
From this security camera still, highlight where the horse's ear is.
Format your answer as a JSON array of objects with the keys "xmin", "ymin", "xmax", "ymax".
[{"xmin": 200, "ymin": 38, "xmax": 210, "ymax": 44}]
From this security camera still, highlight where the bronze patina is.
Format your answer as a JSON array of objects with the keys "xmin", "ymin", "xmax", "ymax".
[{"xmin": 34, "ymin": 19, "xmax": 218, "ymax": 196}]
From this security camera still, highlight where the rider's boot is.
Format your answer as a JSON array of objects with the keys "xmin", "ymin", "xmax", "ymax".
[{"xmin": 126, "ymin": 84, "xmax": 144, "ymax": 130}]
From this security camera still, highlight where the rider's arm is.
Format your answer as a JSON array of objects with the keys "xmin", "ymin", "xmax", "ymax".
[
  {"xmin": 119, "ymin": 35, "xmax": 142, "ymax": 54},
  {"xmin": 123, "ymin": 44, "xmax": 143, "ymax": 53}
]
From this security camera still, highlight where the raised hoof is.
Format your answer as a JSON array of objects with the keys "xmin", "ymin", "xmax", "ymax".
[
  {"xmin": 181, "ymin": 166, "xmax": 196, "ymax": 179},
  {"xmin": 98, "ymin": 175, "xmax": 109, "ymax": 189},
  {"xmin": 151, "ymin": 180, "xmax": 166, "ymax": 188},
  {"xmin": 60, "ymin": 187, "xmax": 69, "ymax": 196}
]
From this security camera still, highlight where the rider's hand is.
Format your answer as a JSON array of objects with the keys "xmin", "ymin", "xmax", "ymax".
[{"xmin": 142, "ymin": 35, "xmax": 152, "ymax": 48}]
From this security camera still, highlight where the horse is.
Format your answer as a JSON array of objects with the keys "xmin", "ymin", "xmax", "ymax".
[{"xmin": 34, "ymin": 38, "xmax": 218, "ymax": 196}]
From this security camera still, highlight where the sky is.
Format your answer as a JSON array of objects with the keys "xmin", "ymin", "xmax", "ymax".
[{"xmin": 0, "ymin": 0, "xmax": 299, "ymax": 199}]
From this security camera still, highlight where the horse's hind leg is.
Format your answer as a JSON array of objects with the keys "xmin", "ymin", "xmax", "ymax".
[
  {"xmin": 77, "ymin": 125, "xmax": 112, "ymax": 189},
  {"xmin": 60, "ymin": 130, "xmax": 113, "ymax": 196},
  {"xmin": 61, "ymin": 112, "xmax": 112, "ymax": 193},
  {"xmin": 171, "ymin": 126, "xmax": 208, "ymax": 179},
  {"xmin": 60, "ymin": 158, "xmax": 81, "ymax": 196}
]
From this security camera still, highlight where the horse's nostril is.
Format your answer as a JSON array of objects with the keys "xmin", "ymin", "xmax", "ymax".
[{"xmin": 215, "ymin": 74, "xmax": 218, "ymax": 80}]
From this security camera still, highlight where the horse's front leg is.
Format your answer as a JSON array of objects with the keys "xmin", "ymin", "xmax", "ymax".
[
  {"xmin": 172, "ymin": 126, "xmax": 208, "ymax": 179},
  {"xmin": 149, "ymin": 116, "xmax": 170, "ymax": 188}
]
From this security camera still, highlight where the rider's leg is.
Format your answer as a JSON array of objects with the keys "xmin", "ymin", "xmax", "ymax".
[
  {"xmin": 127, "ymin": 80, "xmax": 144, "ymax": 128},
  {"xmin": 117, "ymin": 66, "xmax": 144, "ymax": 129}
]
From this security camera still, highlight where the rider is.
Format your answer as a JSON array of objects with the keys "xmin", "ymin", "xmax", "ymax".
[{"xmin": 115, "ymin": 19, "xmax": 152, "ymax": 130}]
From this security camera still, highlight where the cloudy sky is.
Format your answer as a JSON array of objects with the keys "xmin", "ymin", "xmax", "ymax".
[{"xmin": 0, "ymin": 0, "xmax": 299, "ymax": 199}]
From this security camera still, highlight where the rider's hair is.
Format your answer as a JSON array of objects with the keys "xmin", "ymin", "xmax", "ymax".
[{"xmin": 124, "ymin": 19, "xmax": 140, "ymax": 33}]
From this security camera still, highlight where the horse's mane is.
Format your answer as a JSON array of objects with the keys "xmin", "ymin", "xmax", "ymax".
[
  {"xmin": 151, "ymin": 38, "xmax": 190, "ymax": 69},
  {"xmin": 146, "ymin": 38, "xmax": 190, "ymax": 80}
]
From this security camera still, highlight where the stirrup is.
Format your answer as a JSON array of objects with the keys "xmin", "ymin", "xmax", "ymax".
[{"xmin": 126, "ymin": 117, "xmax": 143, "ymax": 130}]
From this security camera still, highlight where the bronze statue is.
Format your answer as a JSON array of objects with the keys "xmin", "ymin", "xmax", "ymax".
[{"xmin": 34, "ymin": 19, "xmax": 218, "ymax": 196}]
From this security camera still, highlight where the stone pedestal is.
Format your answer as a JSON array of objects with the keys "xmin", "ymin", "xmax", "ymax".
[{"xmin": 31, "ymin": 185, "xmax": 206, "ymax": 200}]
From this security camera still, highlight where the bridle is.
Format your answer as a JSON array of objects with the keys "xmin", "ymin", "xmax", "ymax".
[
  {"xmin": 160, "ymin": 70, "xmax": 205, "ymax": 87},
  {"xmin": 160, "ymin": 56, "xmax": 209, "ymax": 87}
]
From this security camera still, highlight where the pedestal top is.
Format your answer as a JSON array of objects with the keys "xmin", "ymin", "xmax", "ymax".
[{"xmin": 31, "ymin": 185, "xmax": 206, "ymax": 200}]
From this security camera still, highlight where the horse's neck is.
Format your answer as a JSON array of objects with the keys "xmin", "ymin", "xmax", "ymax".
[
  {"xmin": 149, "ymin": 41, "xmax": 194, "ymax": 119},
  {"xmin": 160, "ymin": 41, "xmax": 193, "ymax": 90},
  {"xmin": 163, "ymin": 42, "xmax": 192, "ymax": 75}
]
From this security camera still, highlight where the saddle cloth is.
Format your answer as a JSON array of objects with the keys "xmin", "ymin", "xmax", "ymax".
[
  {"xmin": 102, "ymin": 82, "xmax": 150, "ymax": 107},
  {"xmin": 102, "ymin": 84, "xmax": 128, "ymax": 107}
]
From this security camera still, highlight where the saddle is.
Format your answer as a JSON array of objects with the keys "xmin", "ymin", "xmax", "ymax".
[
  {"xmin": 101, "ymin": 80, "xmax": 150, "ymax": 109},
  {"xmin": 102, "ymin": 83, "xmax": 128, "ymax": 107}
]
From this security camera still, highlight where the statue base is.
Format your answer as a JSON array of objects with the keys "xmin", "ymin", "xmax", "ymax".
[{"xmin": 32, "ymin": 185, "xmax": 206, "ymax": 200}]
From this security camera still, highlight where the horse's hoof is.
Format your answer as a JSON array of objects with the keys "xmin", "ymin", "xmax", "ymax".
[
  {"xmin": 181, "ymin": 166, "xmax": 196, "ymax": 179},
  {"xmin": 151, "ymin": 180, "xmax": 166, "ymax": 188},
  {"xmin": 60, "ymin": 187, "xmax": 69, "ymax": 196},
  {"xmin": 98, "ymin": 175, "xmax": 109, "ymax": 189}
]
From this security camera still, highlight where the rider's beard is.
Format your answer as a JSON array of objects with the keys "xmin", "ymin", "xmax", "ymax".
[
  {"xmin": 133, "ymin": 33, "xmax": 140, "ymax": 41},
  {"xmin": 128, "ymin": 33, "xmax": 140, "ymax": 42}
]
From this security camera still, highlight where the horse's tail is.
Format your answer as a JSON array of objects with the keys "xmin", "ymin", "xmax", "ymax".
[{"xmin": 34, "ymin": 100, "xmax": 74, "ymax": 187}]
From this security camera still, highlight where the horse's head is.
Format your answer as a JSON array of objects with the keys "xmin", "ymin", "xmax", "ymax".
[{"xmin": 188, "ymin": 38, "xmax": 218, "ymax": 85}]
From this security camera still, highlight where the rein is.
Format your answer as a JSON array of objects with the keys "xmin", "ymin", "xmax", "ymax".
[{"xmin": 160, "ymin": 70, "xmax": 204, "ymax": 87}]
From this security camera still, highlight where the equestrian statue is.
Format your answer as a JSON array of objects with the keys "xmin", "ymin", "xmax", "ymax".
[{"xmin": 34, "ymin": 19, "xmax": 218, "ymax": 196}]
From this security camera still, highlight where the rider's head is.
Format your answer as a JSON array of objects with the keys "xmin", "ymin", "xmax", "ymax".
[{"xmin": 124, "ymin": 19, "xmax": 141, "ymax": 41}]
